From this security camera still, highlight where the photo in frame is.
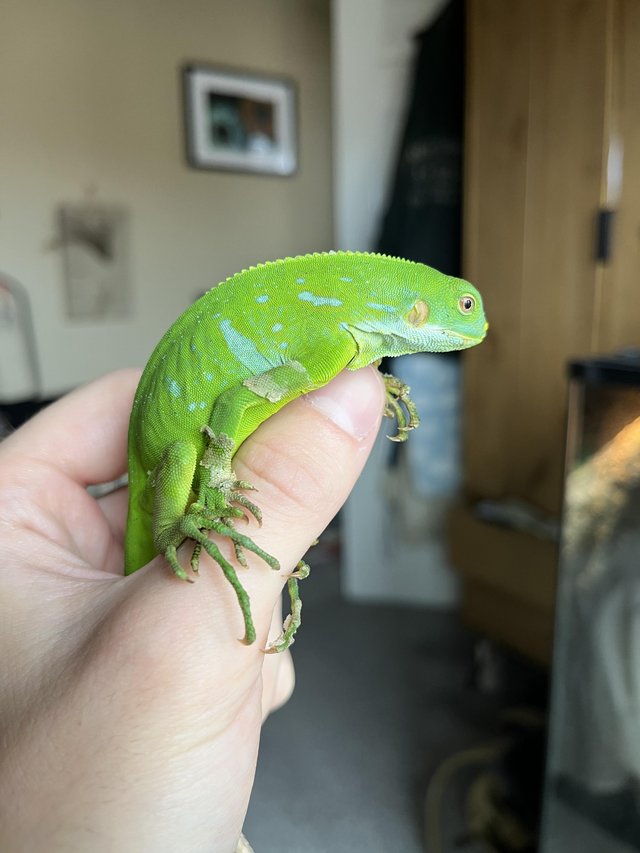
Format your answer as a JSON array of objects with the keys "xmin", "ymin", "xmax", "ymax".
[{"xmin": 182, "ymin": 64, "xmax": 297, "ymax": 176}]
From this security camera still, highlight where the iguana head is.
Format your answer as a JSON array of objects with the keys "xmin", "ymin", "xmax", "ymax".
[
  {"xmin": 344, "ymin": 262, "xmax": 488, "ymax": 367},
  {"xmin": 400, "ymin": 271, "xmax": 488, "ymax": 352}
]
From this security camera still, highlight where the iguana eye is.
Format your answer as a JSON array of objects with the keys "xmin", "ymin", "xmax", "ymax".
[
  {"xmin": 458, "ymin": 295, "xmax": 475, "ymax": 314},
  {"xmin": 406, "ymin": 299, "xmax": 429, "ymax": 328}
]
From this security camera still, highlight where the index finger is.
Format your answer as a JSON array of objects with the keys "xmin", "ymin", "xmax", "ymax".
[{"xmin": 0, "ymin": 368, "xmax": 141, "ymax": 486}]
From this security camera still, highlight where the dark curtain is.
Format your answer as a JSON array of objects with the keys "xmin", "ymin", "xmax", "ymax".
[{"xmin": 376, "ymin": 0, "xmax": 465, "ymax": 277}]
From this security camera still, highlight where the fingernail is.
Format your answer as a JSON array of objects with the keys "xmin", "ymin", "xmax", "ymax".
[{"xmin": 305, "ymin": 367, "xmax": 384, "ymax": 440}]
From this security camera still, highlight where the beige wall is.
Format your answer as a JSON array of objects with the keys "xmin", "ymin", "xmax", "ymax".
[{"xmin": 0, "ymin": 0, "xmax": 332, "ymax": 396}]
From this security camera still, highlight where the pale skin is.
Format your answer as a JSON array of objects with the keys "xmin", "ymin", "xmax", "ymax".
[{"xmin": 0, "ymin": 365, "xmax": 385, "ymax": 853}]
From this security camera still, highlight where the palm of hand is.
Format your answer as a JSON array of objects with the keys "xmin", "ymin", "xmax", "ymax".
[{"xmin": 0, "ymin": 371, "xmax": 275, "ymax": 853}]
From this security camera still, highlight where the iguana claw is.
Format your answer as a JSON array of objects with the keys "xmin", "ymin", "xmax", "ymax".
[
  {"xmin": 264, "ymin": 561, "xmax": 310, "ymax": 653},
  {"xmin": 382, "ymin": 372, "xmax": 420, "ymax": 441}
]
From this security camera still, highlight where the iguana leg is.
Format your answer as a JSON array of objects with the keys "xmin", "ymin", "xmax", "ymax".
[
  {"xmin": 152, "ymin": 361, "xmax": 315, "ymax": 650},
  {"xmin": 149, "ymin": 441, "xmax": 264, "ymax": 644},
  {"xmin": 191, "ymin": 361, "xmax": 315, "ymax": 651},
  {"xmin": 192, "ymin": 430, "xmax": 310, "ymax": 650},
  {"xmin": 196, "ymin": 360, "xmax": 314, "ymax": 529},
  {"xmin": 264, "ymin": 560, "xmax": 310, "ymax": 654},
  {"xmin": 382, "ymin": 372, "xmax": 420, "ymax": 442}
]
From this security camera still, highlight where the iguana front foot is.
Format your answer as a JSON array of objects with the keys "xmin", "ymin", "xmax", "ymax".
[{"xmin": 382, "ymin": 372, "xmax": 420, "ymax": 442}]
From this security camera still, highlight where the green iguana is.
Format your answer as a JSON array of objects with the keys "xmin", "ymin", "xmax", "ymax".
[{"xmin": 124, "ymin": 251, "xmax": 487, "ymax": 652}]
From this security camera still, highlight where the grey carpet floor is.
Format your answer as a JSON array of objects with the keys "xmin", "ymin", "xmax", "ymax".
[{"xmin": 243, "ymin": 545, "xmax": 520, "ymax": 852}]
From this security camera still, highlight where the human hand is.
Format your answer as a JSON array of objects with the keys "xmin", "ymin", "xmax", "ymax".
[{"xmin": 0, "ymin": 366, "xmax": 385, "ymax": 852}]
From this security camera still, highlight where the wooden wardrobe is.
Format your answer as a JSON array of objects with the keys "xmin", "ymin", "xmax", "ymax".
[{"xmin": 451, "ymin": 0, "xmax": 640, "ymax": 664}]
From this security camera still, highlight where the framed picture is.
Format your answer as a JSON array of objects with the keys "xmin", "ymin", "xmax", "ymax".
[{"xmin": 182, "ymin": 63, "xmax": 297, "ymax": 176}]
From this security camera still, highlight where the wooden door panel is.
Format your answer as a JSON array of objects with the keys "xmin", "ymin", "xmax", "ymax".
[
  {"xmin": 463, "ymin": 0, "xmax": 610, "ymax": 513},
  {"xmin": 463, "ymin": 0, "xmax": 531, "ymax": 501},
  {"xmin": 518, "ymin": 0, "xmax": 609, "ymax": 510},
  {"xmin": 598, "ymin": 0, "xmax": 640, "ymax": 350}
]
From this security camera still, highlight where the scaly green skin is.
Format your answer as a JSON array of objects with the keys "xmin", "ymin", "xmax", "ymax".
[{"xmin": 124, "ymin": 251, "xmax": 487, "ymax": 651}]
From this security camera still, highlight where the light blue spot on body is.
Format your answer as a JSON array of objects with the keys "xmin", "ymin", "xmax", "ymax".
[
  {"xmin": 188, "ymin": 402, "xmax": 196, "ymax": 412},
  {"xmin": 272, "ymin": 323, "xmax": 283, "ymax": 333},
  {"xmin": 296, "ymin": 277, "xmax": 305, "ymax": 284},
  {"xmin": 279, "ymin": 342, "xmax": 288, "ymax": 350},
  {"xmin": 340, "ymin": 276, "xmax": 353, "ymax": 282},
  {"xmin": 367, "ymin": 302, "xmax": 396, "ymax": 313},
  {"xmin": 219, "ymin": 318, "xmax": 273, "ymax": 373},
  {"xmin": 203, "ymin": 371, "xmax": 213, "ymax": 381},
  {"xmin": 167, "ymin": 378, "xmax": 181, "ymax": 397},
  {"xmin": 190, "ymin": 342, "xmax": 197, "ymax": 352},
  {"xmin": 256, "ymin": 294, "xmax": 269, "ymax": 304},
  {"xmin": 298, "ymin": 291, "xmax": 342, "ymax": 308}
]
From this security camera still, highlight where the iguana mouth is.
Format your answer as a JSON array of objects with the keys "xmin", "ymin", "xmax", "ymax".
[{"xmin": 444, "ymin": 326, "xmax": 488, "ymax": 347}]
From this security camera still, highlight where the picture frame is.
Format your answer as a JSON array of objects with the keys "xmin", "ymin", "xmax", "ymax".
[{"xmin": 182, "ymin": 63, "xmax": 297, "ymax": 176}]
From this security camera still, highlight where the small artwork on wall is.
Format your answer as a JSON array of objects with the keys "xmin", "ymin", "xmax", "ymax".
[
  {"xmin": 58, "ymin": 203, "xmax": 130, "ymax": 321},
  {"xmin": 182, "ymin": 63, "xmax": 297, "ymax": 176}
]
